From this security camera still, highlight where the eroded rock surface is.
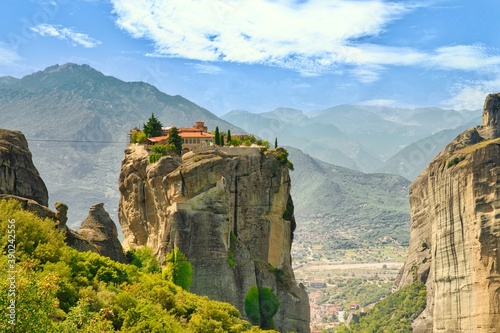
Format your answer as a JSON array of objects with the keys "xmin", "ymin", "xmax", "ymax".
[
  {"xmin": 119, "ymin": 145, "xmax": 310, "ymax": 332},
  {"xmin": 397, "ymin": 93, "xmax": 500, "ymax": 333},
  {"xmin": 0, "ymin": 129, "xmax": 48, "ymax": 205},
  {"xmin": 78, "ymin": 203, "xmax": 126, "ymax": 263}
]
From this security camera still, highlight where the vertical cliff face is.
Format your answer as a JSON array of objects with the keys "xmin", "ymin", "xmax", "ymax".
[
  {"xmin": 119, "ymin": 145, "xmax": 310, "ymax": 332},
  {"xmin": 0, "ymin": 129, "xmax": 48, "ymax": 206},
  {"xmin": 397, "ymin": 93, "xmax": 500, "ymax": 333}
]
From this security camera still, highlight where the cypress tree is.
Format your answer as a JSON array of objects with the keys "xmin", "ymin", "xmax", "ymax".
[
  {"xmin": 275, "ymin": 137, "xmax": 278, "ymax": 149},
  {"xmin": 167, "ymin": 127, "xmax": 183, "ymax": 153},
  {"xmin": 227, "ymin": 129, "xmax": 231, "ymax": 144},
  {"xmin": 215, "ymin": 126, "xmax": 220, "ymax": 146}
]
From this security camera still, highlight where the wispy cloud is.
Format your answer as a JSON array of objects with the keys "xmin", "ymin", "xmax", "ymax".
[
  {"xmin": 429, "ymin": 45, "xmax": 500, "ymax": 71},
  {"xmin": 30, "ymin": 24, "xmax": 102, "ymax": 48},
  {"xmin": 111, "ymin": 0, "xmax": 416, "ymax": 71},
  {"xmin": 187, "ymin": 63, "xmax": 223, "ymax": 74},
  {"xmin": 110, "ymin": 0, "xmax": 500, "ymax": 85},
  {"xmin": 441, "ymin": 77, "xmax": 500, "ymax": 110},
  {"xmin": 0, "ymin": 43, "xmax": 21, "ymax": 65}
]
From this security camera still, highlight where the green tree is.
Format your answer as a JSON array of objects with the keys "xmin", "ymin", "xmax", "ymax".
[
  {"xmin": 227, "ymin": 130, "xmax": 232, "ymax": 143},
  {"xmin": 215, "ymin": 126, "xmax": 220, "ymax": 146},
  {"xmin": 167, "ymin": 127, "xmax": 183, "ymax": 153},
  {"xmin": 244, "ymin": 286, "xmax": 279, "ymax": 330},
  {"xmin": 274, "ymin": 138, "xmax": 278, "ymax": 149},
  {"xmin": 162, "ymin": 248, "xmax": 193, "ymax": 291},
  {"xmin": 220, "ymin": 133, "xmax": 225, "ymax": 147},
  {"xmin": 143, "ymin": 113, "xmax": 163, "ymax": 138}
]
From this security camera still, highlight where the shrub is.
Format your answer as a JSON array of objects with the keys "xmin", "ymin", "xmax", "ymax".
[
  {"xmin": 150, "ymin": 144, "xmax": 168, "ymax": 155},
  {"xmin": 244, "ymin": 286, "xmax": 280, "ymax": 329},
  {"xmin": 131, "ymin": 131, "xmax": 147, "ymax": 144},
  {"xmin": 149, "ymin": 153, "xmax": 163, "ymax": 164},
  {"xmin": 162, "ymin": 248, "xmax": 192, "ymax": 291}
]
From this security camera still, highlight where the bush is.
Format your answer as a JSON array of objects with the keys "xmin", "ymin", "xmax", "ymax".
[
  {"xmin": 162, "ymin": 248, "xmax": 192, "ymax": 291},
  {"xmin": 149, "ymin": 153, "xmax": 163, "ymax": 164},
  {"xmin": 150, "ymin": 144, "xmax": 168, "ymax": 155},
  {"xmin": 0, "ymin": 199, "xmax": 271, "ymax": 333},
  {"xmin": 131, "ymin": 131, "xmax": 147, "ymax": 144},
  {"xmin": 244, "ymin": 286, "xmax": 279, "ymax": 329}
]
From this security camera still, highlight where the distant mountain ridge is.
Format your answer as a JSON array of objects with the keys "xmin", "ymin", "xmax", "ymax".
[
  {"xmin": 287, "ymin": 147, "xmax": 411, "ymax": 248},
  {"xmin": 223, "ymin": 104, "xmax": 479, "ymax": 176},
  {"xmin": 0, "ymin": 63, "xmax": 243, "ymax": 226}
]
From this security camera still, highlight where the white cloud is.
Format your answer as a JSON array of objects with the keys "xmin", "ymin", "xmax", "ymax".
[
  {"xmin": 0, "ymin": 43, "xmax": 21, "ymax": 65},
  {"xmin": 30, "ymin": 24, "xmax": 102, "ymax": 48},
  {"xmin": 110, "ymin": 0, "xmax": 500, "ymax": 84},
  {"xmin": 442, "ymin": 78, "xmax": 500, "ymax": 110},
  {"xmin": 111, "ymin": 0, "xmax": 416, "ymax": 71},
  {"xmin": 429, "ymin": 45, "xmax": 500, "ymax": 71},
  {"xmin": 187, "ymin": 63, "xmax": 223, "ymax": 74}
]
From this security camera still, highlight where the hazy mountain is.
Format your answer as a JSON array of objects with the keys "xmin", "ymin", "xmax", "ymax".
[
  {"xmin": 308, "ymin": 105, "xmax": 479, "ymax": 160},
  {"xmin": 287, "ymin": 147, "xmax": 411, "ymax": 248},
  {"xmin": 222, "ymin": 108, "xmax": 383, "ymax": 171},
  {"xmin": 0, "ymin": 63, "xmax": 243, "ymax": 228},
  {"xmin": 376, "ymin": 117, "xmax": 481, "ymax": 180}
]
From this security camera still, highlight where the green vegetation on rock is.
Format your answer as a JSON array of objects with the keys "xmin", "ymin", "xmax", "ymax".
[
  {"xmin": 244, "ymin": 286, "xmax": 280, "ymax": 330},
  {"xmin": 0, "ymin": 200, "xmax": 275, "ymax": 333},
  {"xmin": 335, "ymin": 281, "xmax": 426, "ymax": 333},
  {"xmin": 162, "ymin": 247, "xmax": 193, "ymax": 291},
  {"xmin": 131, "ymin": 130, "xmax": 147, "ymax": 144}
]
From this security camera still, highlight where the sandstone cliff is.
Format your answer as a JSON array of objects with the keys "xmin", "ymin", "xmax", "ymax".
[
  {"xmin": 397, "ymin": 93, "xmax": 500, "ymax": 333},
  {"xmin": 119, "ymin": 145, "xmax": 310, "ymax": 332},
  {"xmin": 0, "ymin": 129, "xmax": 48, "ymax": 206}
]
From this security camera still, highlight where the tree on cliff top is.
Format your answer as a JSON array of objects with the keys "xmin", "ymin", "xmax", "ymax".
[
  {"xmin": 167, "ymin": 127, "xmax": 183, "ymax": 153},
  {"xmin": 143, "ymin": 113, "xmax": 163, "ymax": 137}
]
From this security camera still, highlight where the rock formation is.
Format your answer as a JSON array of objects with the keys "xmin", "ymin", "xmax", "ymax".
[
  {"xmin": 397, "ymin": 93, "xmax": 500, "ymax": 333},
  {"xmin": 79, "ymin": 203, "xmax": 126, "ymax": 263},
  {"xmin": 0, "ymin": 129, "xmax": 48, "ymax": 205},
  {"xmin": 0, "ymin": 128, "xmax": 125, "ymax": 262},
  {"xmin": 119, "ymin": 145, "xmax": 310, "ymax": 332}
]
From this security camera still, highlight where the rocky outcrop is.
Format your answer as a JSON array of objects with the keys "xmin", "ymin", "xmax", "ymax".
[
  {"xmin": 78, "ymin": 203, "xmax": 126, "ymax": 263},
  {"xmin": 119, "ymin": 145, "xmax": 310, "ymax": 332},
  {"xmin": 0, "ymin": 128, "xmax": 125, "ymax": 262},
  {"xmin": 0, "ymin": 129, "xmax": 48, "ymax": 205},
  {"xmin": 397, "ymin": 93, "xmax": 500, "ymax": 333}
]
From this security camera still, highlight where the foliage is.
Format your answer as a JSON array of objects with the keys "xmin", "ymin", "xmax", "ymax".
[
  {"xmin": 274, "ymin": 138, "xmax": 278, "ymax": 149},
  {"xmin": 149, "ymin": 153, "xmax": 163, "ymax": 164},
  {"xmin": 162, "ymin": 248, "xmax": 193, "ymax": 291},
  {"xmin": 167, "ymin": 127, "xmax": 183, "ymax": 153},
  {"xmin": 257, "ymin": 140, "xmax": 270, "ymax": 149},
  {"xmin": 0, "ymin": 199, "xmax": 271, "ymax": 333},
  {"xmin": 127, "ymin": 246, "xmax": 161, "ymax": 274},
  {"xmin": 327, "ymin": 278, "xmax": 393, "ymax": 310},
  {"xmin": 215, "ymin": 126, "xmax": 220, "ymax": 146},
  {"xmin": 150, "ymin": 144, "xmax": 168, "ymax": 155},
  {"xmin": 244, "ymin": 286, "xmax": 280, "ymax": 330},
  {"xmin": 143, "ymin": 113, "xmax": 163, "ymax": 138},
  {"xmin": 149, "ymin": 143, "xmax": 177, "ymax": 164},
  {"xmin": 220, "ymin": 133, "xmax": 225, "ymax": 147},
  {"xmin": 227, "ymin": 129, "xmax": 232, "ymax": 143},
  {"xmin": 131, "ymin": 131, "xmax": 147, "ymax": 144},
  {"xmin": 336, "ymin": 281, "xmax": 426, "ymax": 333},
  {"xmin": 274, "ymin": 149, "xmax": 294, "ymax": 171},
  {"xmin": 230, "ymin": 138, "xmax": 242, "ymax": 146},
  {"xmin": 447, "ymin": 155, "xmax": 465, "ymax": 168}
]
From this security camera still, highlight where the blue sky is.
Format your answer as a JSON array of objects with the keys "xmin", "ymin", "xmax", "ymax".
[{"xmin": 1, "ymin": 0, "xmax": 500, "ymax": 115}]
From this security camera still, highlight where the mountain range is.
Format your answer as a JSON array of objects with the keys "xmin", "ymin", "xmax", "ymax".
[
  {"xmin": 222, "ymin": 105, "xmax": 480, "ymax": 175},
  {"xmin": 0, "ymin": 63, "xmax": 478, "ymax": 247}
]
